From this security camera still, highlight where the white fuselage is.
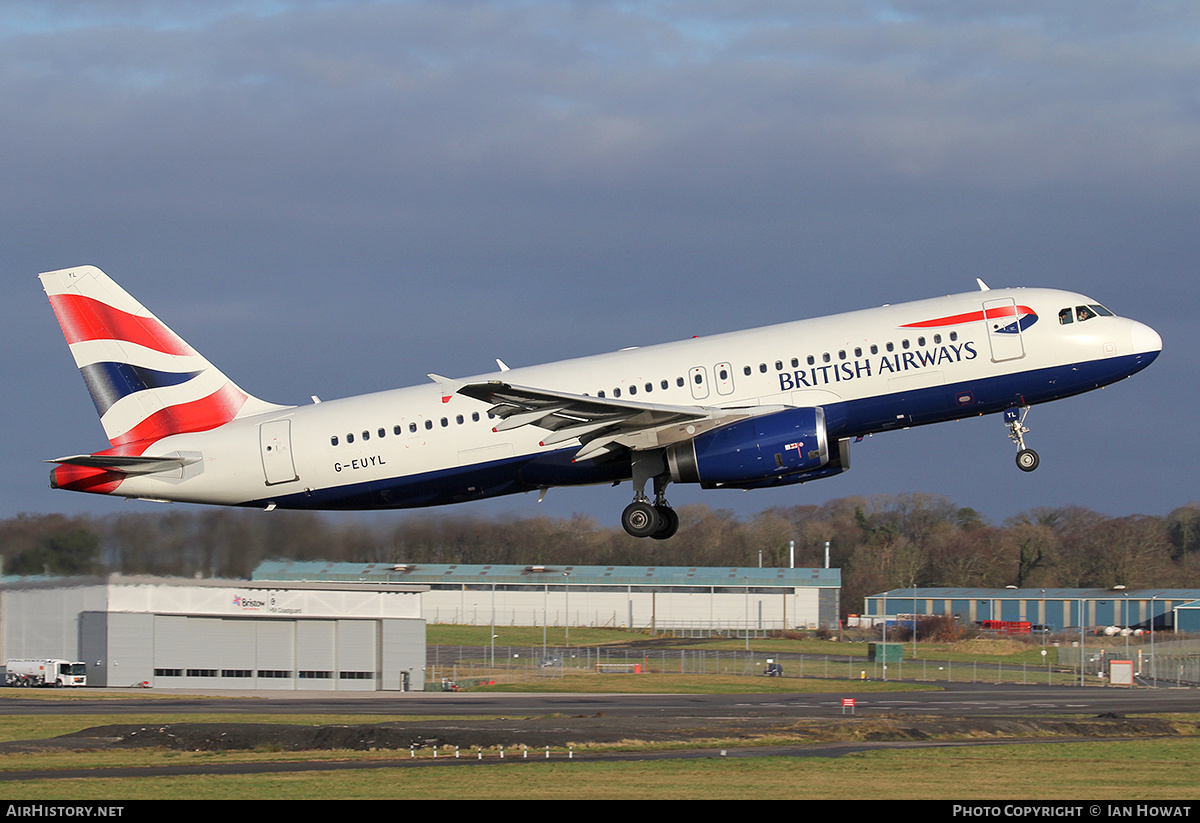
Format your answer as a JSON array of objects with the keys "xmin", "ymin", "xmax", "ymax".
[{"xmin": 95, "ymin": 287, "xmax": 1161, "ymax": 510}]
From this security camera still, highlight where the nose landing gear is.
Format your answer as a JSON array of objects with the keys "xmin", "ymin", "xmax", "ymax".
[{"xmin": 1005, "ymin": 406, "xmax": 1039, "ymax": 472}]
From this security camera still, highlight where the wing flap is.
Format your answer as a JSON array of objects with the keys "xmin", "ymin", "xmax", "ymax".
[{"xmin": 457, "ymin": 380, "xmax": 786, "ymax": 460}]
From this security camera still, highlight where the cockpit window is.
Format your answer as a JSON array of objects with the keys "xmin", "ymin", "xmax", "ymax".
[{"xmin": 1062, "ymin": 304, "xmax": 1116, "ymax": 324}]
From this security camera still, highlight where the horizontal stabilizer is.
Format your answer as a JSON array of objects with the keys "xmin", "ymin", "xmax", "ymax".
[{"xmin": 47, "ymin": 452, "xmax": 200, "ymax": 475}]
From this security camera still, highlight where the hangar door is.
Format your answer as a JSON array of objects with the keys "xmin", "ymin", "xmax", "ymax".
[{"xmin": 150, "ymin": 616, "xmax": 379, "ymax": 690}]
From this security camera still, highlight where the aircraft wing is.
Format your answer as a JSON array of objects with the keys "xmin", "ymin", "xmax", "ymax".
[{"xmin": 456, "ymin": 380, "xmax": 783, "ymax": 461}]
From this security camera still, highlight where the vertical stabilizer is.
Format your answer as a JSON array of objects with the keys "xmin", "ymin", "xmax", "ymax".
[{"xmin": 40, "ymin": 265, "xmax": 291, "ymax": 449}]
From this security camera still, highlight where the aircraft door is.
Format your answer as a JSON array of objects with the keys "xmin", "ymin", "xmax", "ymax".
[
  {"xmin": 260, "ymin": 419, "xmax": 299, "ymax": 485},
  {"xmin": 983, "ymin": 298, "xmax": 1026, "ymax": 362},
  {"xmin": 688, "ymin": 366, "xmax": 710, "ymax": 400}
]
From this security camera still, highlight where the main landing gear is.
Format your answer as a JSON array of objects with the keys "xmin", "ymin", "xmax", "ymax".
[
  {"xmin": 621, "ymin": 451, "xmax": 679, "ymax": 540},
  {"xmin": 1005, "ymin": 406, "xmax": 1039, "ymax": 473}
]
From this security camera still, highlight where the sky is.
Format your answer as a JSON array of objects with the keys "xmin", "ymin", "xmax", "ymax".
[{"xmin": 3, "ymin": 1, "xmax": 1198, "ymax": 532}]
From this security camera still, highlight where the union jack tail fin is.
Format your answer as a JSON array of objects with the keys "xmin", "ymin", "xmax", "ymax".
[{"xmin": 40, "ymin": 265, "xmax": 289, "ymax": 451}]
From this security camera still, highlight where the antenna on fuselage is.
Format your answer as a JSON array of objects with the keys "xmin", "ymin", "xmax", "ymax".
[{"xmin": 976, "ymin": 278, "xmax": 991, "ymax": 291}]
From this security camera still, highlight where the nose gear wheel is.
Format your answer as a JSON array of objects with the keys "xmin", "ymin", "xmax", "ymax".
[{"xmin": 1005, "ymin": 406, "xmax": 1040, "ymax": 472}]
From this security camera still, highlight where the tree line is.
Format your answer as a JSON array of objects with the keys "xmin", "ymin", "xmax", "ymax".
[{"xmin": 4, "ymin": 493, "xmax": 1200, "ymax": 616}]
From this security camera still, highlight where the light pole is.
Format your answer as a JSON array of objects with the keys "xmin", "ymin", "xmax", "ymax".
[
  {"xmin": 1041, "ymin": 589, "xmax": 1048, "ymax": 681},
  {"xmin": 563, "ymin": 572, "xmax": 570, "ymax": 648},
  {"xmin": 911, "ymin": 580, "xmax": 918, "ymax": 661},
  {"xmin": 881, "ymin": 590, "xmax": 887, "ymax": 681},
  {"xmin": 1079, "ymin": 595, "xmax": 1087, "ymax": 687},
  {"xmin": 744, "ymin": 576, "xmax": 750, "ymax": 652},
  {"xmin": 1122, "ymin": 591, "xmax": 1129, "ymax": 660},
  {"xmin": 1151, "ymin": 594, "xmax": 1158, "ymax": 684}
]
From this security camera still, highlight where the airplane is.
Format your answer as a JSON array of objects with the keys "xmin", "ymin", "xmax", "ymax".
[{"xmin": 40, "ymin": 265, "xmax": 1161, "ymax": 540}]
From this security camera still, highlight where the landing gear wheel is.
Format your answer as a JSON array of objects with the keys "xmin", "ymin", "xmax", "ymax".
[
  {"xmin": 1016, "ymin": 448, "xmax": 1040, "ymax": 472},
  {"xmin": 650, "ymin": 506, "xmax": 679, "ymax": 540},
  {"xmin": 621, "ymin": 501, "xmax": 661, "ymax": 538}
]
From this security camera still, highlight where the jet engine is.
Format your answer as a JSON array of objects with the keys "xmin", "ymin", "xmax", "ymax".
[{"xmin": 665, "ymin": 406, "xmax": 850, "ymax": 489}]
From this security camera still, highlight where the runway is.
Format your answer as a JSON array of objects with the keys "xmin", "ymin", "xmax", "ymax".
[{"xmin": 0, "ymin": 681, "xmax": 1194, "ymax": 719}]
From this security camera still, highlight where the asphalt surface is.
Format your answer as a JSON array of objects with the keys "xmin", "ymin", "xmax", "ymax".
[{"xmin": 0, "ymin": 680, "xmax": 1196, "ymax": 717}]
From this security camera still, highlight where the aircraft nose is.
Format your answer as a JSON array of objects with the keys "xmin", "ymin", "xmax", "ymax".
[{"xmin": 1130, "ymin": 320, "xmax": 1163, "ymax": 355}]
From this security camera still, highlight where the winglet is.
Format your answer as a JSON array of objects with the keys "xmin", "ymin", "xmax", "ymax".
[{"xmin": 427, "ymin": 373, "xmax": 466, "ymax": 403}]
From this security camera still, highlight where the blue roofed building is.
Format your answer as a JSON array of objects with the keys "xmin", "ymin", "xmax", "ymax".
[{"xmin": 864, "ymin": 587, "xmax": 1196, "ymax": 632}]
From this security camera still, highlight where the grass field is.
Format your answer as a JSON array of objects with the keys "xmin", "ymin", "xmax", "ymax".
[
  {"xmin": 0, "ymin": 629, "xmax": 1188, "ymax": 800},
  {"xmin": 3, "ymin": 737, "xmax": 1200, "ymax": 800}
]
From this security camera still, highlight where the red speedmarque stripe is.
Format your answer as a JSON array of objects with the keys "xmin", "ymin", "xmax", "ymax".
[
  {"xmin": 48, "ymin": 293, "xmax": 194, "ymax": 356},
  {"xmin": 108, "ymin": 382, "xmax": 248, "ymax": 447},
  {"xmin": 902, "ymin": 305, "xmax": 1034, "ymax": 329}
]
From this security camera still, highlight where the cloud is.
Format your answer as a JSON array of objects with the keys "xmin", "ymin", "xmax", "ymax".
[{"xmin": 5, "ymin": 1, "xmax": 1197, "ymax": 523}]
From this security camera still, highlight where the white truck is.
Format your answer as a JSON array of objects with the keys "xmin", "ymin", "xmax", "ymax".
[{"xmin": 4, "ymin": 659, "xmax": 87, "ymax": 687}]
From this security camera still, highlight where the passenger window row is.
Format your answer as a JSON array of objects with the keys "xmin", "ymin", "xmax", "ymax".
[
  {"xmin": 330, "ymin": 411, "xmax": 484, "ymax": 447},
  {"xmin": 597, "ymin": 376, "xmax": 687, "ymax": 399},
  {"xmin": 742, "ymin": 332, "xmax": 958, "ymax": 375},
  {"xmin": 592, "ymin": 332, "xmax": 965, "ymax": 399}
]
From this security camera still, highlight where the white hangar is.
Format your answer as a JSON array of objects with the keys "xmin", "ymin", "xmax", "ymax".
[
  {"xmin": 253, "ymin": 562, "xmax": 842, "ymax": 632},
  {"xmin": 0, "ymin": 575, "xmax": 427, "ymax": 691}
]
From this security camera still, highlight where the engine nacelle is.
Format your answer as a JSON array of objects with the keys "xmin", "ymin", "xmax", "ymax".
[{"xmin": 666, "ymin": 407, "xmax": 850, "ymax": 489}]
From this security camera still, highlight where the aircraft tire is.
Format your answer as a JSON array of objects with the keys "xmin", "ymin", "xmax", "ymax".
[
  {"xmin": 621, "ymin": 501, "xmax": 661, "ymax": 538},
  {"xmin": 1016, "ymin": 448, "xmax": 1040, "ymax": 472},
  {"xmin": 650, "ymin": 506, "xmax": 679, "ymax": 540}
]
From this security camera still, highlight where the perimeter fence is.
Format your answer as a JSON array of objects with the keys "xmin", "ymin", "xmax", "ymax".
[{"xmin": 427, "ymin": 644, "xmax": 1098, "ymax": 688}]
